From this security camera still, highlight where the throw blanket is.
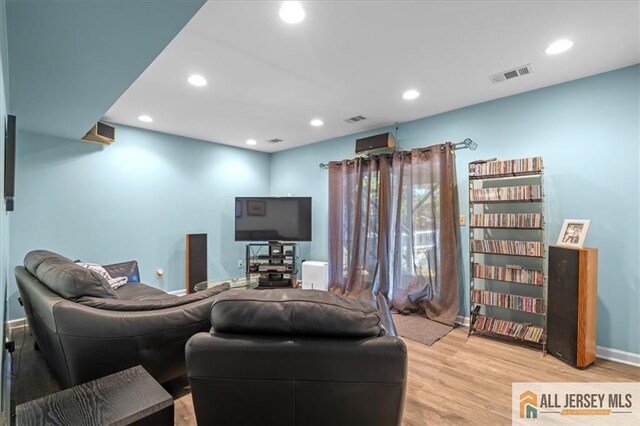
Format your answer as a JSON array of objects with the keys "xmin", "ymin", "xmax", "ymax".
[{"xmin": 76, "ymin": 262, "xmax": 128, "ymax": 289}]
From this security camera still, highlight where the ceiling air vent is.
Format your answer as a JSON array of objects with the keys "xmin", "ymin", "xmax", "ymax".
[
  {"xmin": 266, "ymin": 138, "xmax": 283, "ymax": 144},
  {"xmin": 344, "ymin": 115, "xmax": 367, "ymax": 123},
  {"xmin": 489, "ymin": 63, "xmax": 533, "ymax": 84}
]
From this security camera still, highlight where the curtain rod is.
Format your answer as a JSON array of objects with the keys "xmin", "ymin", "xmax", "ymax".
[{"xmin": 318, "ymin": 138, "xmax": 477, "ymax": 169}]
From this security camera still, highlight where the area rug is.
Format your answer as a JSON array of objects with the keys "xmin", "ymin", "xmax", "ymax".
[{"xmin": 391, "ymin": 313, "xmax": 453, "ymax": 346}]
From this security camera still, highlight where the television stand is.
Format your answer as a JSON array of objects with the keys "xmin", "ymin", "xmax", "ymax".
[
  {"xmin": 256, "ymin": 279, "xmax": 293, "ymax": 288},
  {"xmin": 245, "ymin": 243, "xmax": 297, "ymax": 288}
]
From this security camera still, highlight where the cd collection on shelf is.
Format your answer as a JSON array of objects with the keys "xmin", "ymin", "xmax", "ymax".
[
  {"xmin": 472, "ymin": 289, "xmax": 544, "ymax": 314},
  {"xmin": 469, "ymin": 156, "xmax": 543, "ymax": 178},
  {"xmin": 474, "ymin": 314, "xmax": 544, "ymax": 343},
  {"xmin": 468, "ymin": 155, "xmax": 546, "ymax": 351},
  {"xmin": 469, "ymin": 185, "xmax": 542, "ymax": 202},
  {"xmin": 470, "ymin": 239, "xmax": 544, "ymax": 257},
  {"xmin": 472, "ymin": 263, "xmax": 544, "ymax": 285},
  {"xmin": 470, "ymin": 213, "xmax": 542, "ymax": 228}
]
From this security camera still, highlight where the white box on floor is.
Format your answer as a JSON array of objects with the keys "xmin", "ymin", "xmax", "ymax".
[{"xmin": 301, "ymin": 261, "xmax": 328, "ymax": 291}]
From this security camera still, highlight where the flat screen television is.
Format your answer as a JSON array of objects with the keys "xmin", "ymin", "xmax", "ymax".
[{"xmin": 235, "ymin": 197, "xmax": 311, "ymax": 242}]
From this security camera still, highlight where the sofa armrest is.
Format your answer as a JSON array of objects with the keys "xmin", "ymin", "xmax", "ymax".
[
  {"xmin": 15, "ymin": 266, "xmax": 61, "ymax": 333},
  {"xmin": 376, "ymin": 293, "xmax": 398, "ymax": 336}
]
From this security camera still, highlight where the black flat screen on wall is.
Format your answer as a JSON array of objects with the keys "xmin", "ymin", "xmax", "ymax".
[
  {"xmin": 4, "ymin": 115, "xmax": 16, "ymax": 211},
  {"xmin": 235, "ymin": 197, "xmax": 312, "ymax": 242}
]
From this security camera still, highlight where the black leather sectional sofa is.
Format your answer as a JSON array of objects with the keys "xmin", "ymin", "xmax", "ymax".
[
  {"xmin": 15, "ymin": 250, "xmax": 228, "ymax": 388},
  {"xmin": 15, "ymin": 250, "xmax": 408, "ymax": 425}
]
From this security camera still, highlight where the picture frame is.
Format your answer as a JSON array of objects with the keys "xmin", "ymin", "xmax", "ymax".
[
  {"xmin": 246, "ymin": 199, "xmax": 266, "ymax": 216},
  {"xmin": 556, "ymin": 219, "xmax": 591, "ymax": 248}
]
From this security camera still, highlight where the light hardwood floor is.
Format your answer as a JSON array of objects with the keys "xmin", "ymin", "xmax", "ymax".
[{"xmin": 174, "ymin": 327, "xmax": 639, "ymax": 425}]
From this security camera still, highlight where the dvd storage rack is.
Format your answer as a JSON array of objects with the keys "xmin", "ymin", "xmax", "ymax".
[{"xmin": 468, "ymin": 156, "xmax": 547, "ymax": 352}]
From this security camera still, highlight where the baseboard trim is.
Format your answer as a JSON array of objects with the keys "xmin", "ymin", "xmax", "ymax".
[
  {"xmin": 6, "ymin": 318, "xmax": 27, "ymax": 333},
  {"xmin": 168, "ymin": 289, "xmax": 187, "ymax": 296},
  {"xmin": 455, "ymin": 315, "xmax": 470, "ymax": 327},
  {"xmin": 596, "ymin": 346, "xmax": 640, "ymax": 367},
  {"xmin": 456, "ymin": 315, "xmax": 639, "ymax": 367}
]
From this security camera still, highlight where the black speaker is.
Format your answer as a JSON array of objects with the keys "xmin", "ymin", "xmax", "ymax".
[
  {"xmin": 547, "ymin": 247, "xmax": 579, "ymax": 366},
  {"xmin": 186, "ymin": 233, "xmax": 207, "ymax": 294},
  {"xmin": 4, "ymin": 115, "xmax": 16, "ymax": 211},
  {"xmin": 547, "ymin": 245, "xmax": 598, "ymax": 368},
  {"xmin": 355, "ymin": 132, "xmax": 396, "ymax": 153}
]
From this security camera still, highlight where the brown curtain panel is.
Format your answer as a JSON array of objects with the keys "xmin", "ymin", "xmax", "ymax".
[
  {"xmin": 328, "ymin": 158, "xmax": 383, "ymax": 296},
  {"xmin": 328, "ymin": 143, "xmax": 459, "ymax": 325}
]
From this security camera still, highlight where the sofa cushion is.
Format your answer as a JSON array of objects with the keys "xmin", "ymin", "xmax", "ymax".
[
  {"xmin": 24, "ymin": 250, "xmax": 119, "ymax": 300},
  {"xmin": 115, "ymin": 282, "xmax": 175, "ymax": 301},
  {"xmin": 78, "ymin": 283, "xmax": 230, "ymax": 311},
  {"xmin": 210, "ymin": 289, "xmax": 385, "ymax": 338},
  {"xmin": 24, "ymin": 250, "xmax": 72, "ymax": 276}
]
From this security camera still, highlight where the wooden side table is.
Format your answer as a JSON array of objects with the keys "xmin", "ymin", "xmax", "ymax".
[{"xmin": 16, "ymin": 365, "xmax": 174, "ymax": 426}]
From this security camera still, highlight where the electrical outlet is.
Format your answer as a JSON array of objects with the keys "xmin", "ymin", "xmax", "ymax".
[
  {"xmin": 459, "ymin": 214, "xmax": 465, "ymax": 226},
  {"xmin": 238, "ymin": 260, "xmax": 244, "ymax": 269}
]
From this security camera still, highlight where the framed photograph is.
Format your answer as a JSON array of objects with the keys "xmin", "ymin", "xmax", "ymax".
[
  {"xmin": 246, "ymin": 199, "xmax": 266, "ymax": 216},
  {"xmin": 557, "ymin": 219, "xmax": 591, "ymax": 248}
]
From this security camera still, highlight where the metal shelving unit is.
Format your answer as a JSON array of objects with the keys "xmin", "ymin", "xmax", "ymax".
[
  {"xmin": 467, "ymin": 157, "xmax": 547, "ymax": 353},
  {"xmin": 245, "ymin": 242, "xmax": 298, "ymax": 288}
]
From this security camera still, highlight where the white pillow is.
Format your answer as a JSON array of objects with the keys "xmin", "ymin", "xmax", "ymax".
[{"xmin": 75, "ymin": 262, "xmax": 128, "ymax": 290}]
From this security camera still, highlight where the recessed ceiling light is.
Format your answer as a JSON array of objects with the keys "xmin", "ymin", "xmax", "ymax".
[
  {"xmin": 138, "ymin": 115, "xmax": 153, "ymax": 123},
  {"xmin": 545, "ymin": 39, "xmax": 574, "ymax": 55},
  {"xmin": 187, "ymin": 74, "xmax": 207, "ymax": 87},
  {"xmin": 246, "ymin": 139, "xmax": 257, "ymax": 146},
  {"xmin": 279, "ymin": 1, "xmax": 305, "ymax": 24},
  {"xmin": 402, "ymin": 89, "xmax": 420, "ymax": 100},
  {"xmin": 310, "ymin": 118, "xmax": 324, "ymax": 127}
]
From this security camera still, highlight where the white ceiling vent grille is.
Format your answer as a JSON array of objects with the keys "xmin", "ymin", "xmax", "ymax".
[
  {"xmin": 345, "ymin": 115, "xmax": 367, "ymax": 123},
  {"xmin": 490, "ymin": 63, "xmax": 533, "ymax": 84},
  {"xmin": 266, "ymin": 138, "xmax": 283, "ymax": 144}
]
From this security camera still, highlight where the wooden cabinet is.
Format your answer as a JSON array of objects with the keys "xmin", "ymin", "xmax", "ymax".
[{"xmin": 547, "ymin": 245, "xmax": 598, "ymax": 368}]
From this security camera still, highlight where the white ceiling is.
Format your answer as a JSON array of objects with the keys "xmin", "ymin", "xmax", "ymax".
[{"xmin": 103, "ymin": 1, "xmax": 640, "ymax": 153}]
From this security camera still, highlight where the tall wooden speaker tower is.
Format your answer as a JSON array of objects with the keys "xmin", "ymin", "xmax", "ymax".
[{"xmin": 547, "ymin": 245, "xmax": 598, "ymax": 368}]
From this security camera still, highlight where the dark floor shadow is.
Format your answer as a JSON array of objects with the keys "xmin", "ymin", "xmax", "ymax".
[{"xmin": 9, "ymin": 328, "xmax": 61, "ymax": 423}]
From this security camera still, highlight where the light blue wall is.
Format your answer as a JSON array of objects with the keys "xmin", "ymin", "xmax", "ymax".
[
  {"xmin": 270, "ymin": 65, "xmax": 640, "ymax": 354},
  {"xmin": 8, "ymin": 125, "xmax": 270, "ymax": 319}
]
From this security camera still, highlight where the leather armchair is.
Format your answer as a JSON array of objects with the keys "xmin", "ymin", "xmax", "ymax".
[
  {"xmin": 15, "ymin": 250, "xmax": 229, "ymax": 388},
  {"xmin": 186, "ymin": 289, "xmax": 407, "ymax": 426}
]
